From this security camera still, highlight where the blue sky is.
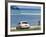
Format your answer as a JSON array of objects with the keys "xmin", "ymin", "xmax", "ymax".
[
  {"xmin": 11, "ymin": 6, "xmax": 41, "ymax": 15},
  {"xmin": 10, "ymin": 6, "xmax": 41, "ymax": 27},
  {"xmin": 11, "ymin": 6, "xmax": 41, "ymax": 10}
]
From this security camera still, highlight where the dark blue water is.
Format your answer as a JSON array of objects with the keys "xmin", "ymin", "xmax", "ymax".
[{"xmin": 11, "ymin": 15, "xmax": 41, "ymax": 27}]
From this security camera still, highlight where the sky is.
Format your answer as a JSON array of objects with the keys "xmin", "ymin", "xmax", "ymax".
[
  {"xmin": 11, "ymin": 6, "xmax": 41, "ymax": 15},
  {"xmin": 10, "ymin": 6, "xmax": 41, "ymax": 27}
]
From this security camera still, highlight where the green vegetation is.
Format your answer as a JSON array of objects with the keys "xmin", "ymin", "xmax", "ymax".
[{"xmin": 10, "ymin": 27, "xmax": 41, "ymax": 32}]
